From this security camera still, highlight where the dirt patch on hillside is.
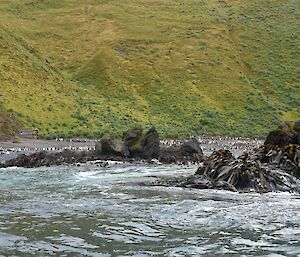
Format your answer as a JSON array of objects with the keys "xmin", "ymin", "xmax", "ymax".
[{"xmin": 0, "ymin": 108, "xmax": 22, "ymax": 140}]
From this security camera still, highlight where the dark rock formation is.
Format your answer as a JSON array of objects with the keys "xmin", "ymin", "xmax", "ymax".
[
  {"xmin": 152, "ymin": 121, "xmax": 300, "ymax": 193},
  {"xmin": 180, "ymin": 138, "xmax": 203, "ymax": 155},
  {"xmin": 123, "ymin": 125, "xmax": 143, "ymax": 156},
  {"xmin": 96, "ymin": 135, "xmax": 129, "ymax": 157},
  {"xmin": 2, "ymin": 150, "xmax": 93, "ymax": 168},
  {"xmin": 1, "ymin": 126, "xmax": 203, "ymax": 168},
  {"xmin": 160, "ymin": 147, "xmax": 204, "ymax": 164},
  {"xmin": 265, "ymin": 121, "xmax": 299, "ymax": 146},
  {"xmin": 295, "ymin": 120, "xmax": 300, "ymax": 144},
  {"xmin": 152, "ymin": 147, "xmax": 300, "ymax": 193},
  {"xmin": 160, "ymin": 138, "xmax": 204, "ymax": 164},
  {"xmin": 294, "ymin": 120, "xmax": 300, "ymax": 132},
  {"xmin": 122, "ymin": 126, "xmax": 160, "ymax": 159},
  {"xmin": 142, "ymin": 127, "xmax": 160, "ymax": 160},
  {"xmin": 265, "ymin": 130, "xmax": 297, "ymax": 147}
]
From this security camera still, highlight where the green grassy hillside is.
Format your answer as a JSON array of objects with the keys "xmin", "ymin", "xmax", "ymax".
[{"xmin": 0, "ymin": 0, "xmax": 299, "ymax": 138}]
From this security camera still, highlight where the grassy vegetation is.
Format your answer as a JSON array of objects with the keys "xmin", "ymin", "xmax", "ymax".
[{"xmin": 0, "ymin": 0, "xmax": 299, "ymax": 139}]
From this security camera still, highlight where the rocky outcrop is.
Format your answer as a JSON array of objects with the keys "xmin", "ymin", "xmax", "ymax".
[
  {"xmin": 96, "ymin": 126, "xmax": 160, "ymax": 160},
  {"xmin": 152, "ymin": 147, "xmax": 300, "ymax": 193},
  {"xmin": 265, "ymin": 130, "xmax": 297, "ymax": 146},
  {"xmin": 180, "ymin": 138, "xmax": 203, "ymax": 155},
  {"xmin": 265, "ymin": 121, "xmax": 300, "ymax": 146},
  {"xmin": 122, "ymin": 126, "xmax": 160, "ymax": 159},
  {"xmin": 2, "ymin": 150, "xmax": 93, "ymax": 168},
  {"xmin": 1, "ymin": 126, "xmax": 203, "ymax": 168},
  {"xmin": 259, "ymin": 144, "xmax": 300, "ymax": 177},
  {"xmin": 3, "ymin": 121, "xmax": 300, "ymax": 193},
  {"xmin": 123, "ymin": 125, "xmax": 143, "ymax": 155},
  {"xmin": 160, "ymin": 138, "xmax": 204, "ymax": 164},
  {"xmin": 96, "ymin": 135, "xmax": 129, "ymax": 157},
  {"xmin": 152, "ymin": 121, "xmax": 300, "ymax": 193},
  {"xmin": 142, "ymin": 127, "xmax": 160, "ymax": 160}
]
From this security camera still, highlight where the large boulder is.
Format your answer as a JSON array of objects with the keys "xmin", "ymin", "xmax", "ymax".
[
  {"xmin": 123, "ymin": 125, "xmax": 143, "ymax": 155},
  {"xmin": 264, "ymin": 122, "xmax": 299, "ymax": 147},
  {"xmin": 294, "ymin": 120, "xmax": 300, "ymax": 144},
  {"xmin": 265, "ymin": 130, "xmax": 297, "ymax": 147},
  {"xmin": 122, "ymin": 126, "xmax": 160, "ymax": 159},
  {"xmin": 294, "ymin": 120, "xmax": 300, "ymax": 131},
  {"xmin": 153, "ymin": 148, "xmax": 300, "ymax": 193},
  {"xmin": 180, "ymin": 138, "xmax": 203, "ymax": 155},
  {"xmin": 97, "ymin": 135, "xmax": 129, "ymax": 157},
  {"xmin": 159, "ymin": 138, "xmax": 203, "ymax": 164},
  {"xmin": 141, "ymin": 127, "xmax": 160, "ymax": 159}
]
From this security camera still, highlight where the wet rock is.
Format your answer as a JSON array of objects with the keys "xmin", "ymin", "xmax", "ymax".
[
  {"xmin": 4, "ymin": 151, "xmax": 49, "ymax": 168},
  {"xmin": 122, "ymin": 126, "xmax": 160, "ymax": 159},
  {"xmin": 265, "ymin": 130, "xmax": 297, "ymax": 147},
  {"xmin": 141, "ymin": 127, "xmax": 160, "ymax": 160},
  {"xmin": 265, "ymin": 121, "xmax": 299, "ymax": 147},
  {"xmin": 159, "ymin": 138, "xmax": 203, "ymax": 164},
  {"xmin": 123, "ymin": 125, "xmax": 143, "ymax": 155},
  {"xmin": 294, "ymin": 120, "xmax": 300, "ymax": 131},
  {"xmin": 153, "ymin": 146, "xmax": 300, "ymax": 193},
  {"xmin": 159, "ymin": 146, "xmax": 181, "ymax": 164},
  {"xmin": 2, "ymin": 149, "xmax": 95, "ymax": 168},
  {"xmin": 180, "ymin": 138, "xmax": 203, "ymax": 155},
  {"xmin": 98, "ymin": 135, "xmax": 129, "ymax": 157},
  {"xmin": 159, "ymin": 145, "xmax": 203, "ymax": 164}
]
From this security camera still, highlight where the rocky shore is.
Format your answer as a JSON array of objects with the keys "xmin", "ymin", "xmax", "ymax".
[
  {"xmin": 1, "ymin": 121, "xmax": 300, "ymax": 193},
  {"xmin": 0, "ymin": 126, "xmax": 204, "ymax": 168},
  {"xmin": 150, "ymin": 121, "xmax": 300, "ymax": 193}
]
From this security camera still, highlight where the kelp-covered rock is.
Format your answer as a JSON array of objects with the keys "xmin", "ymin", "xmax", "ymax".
[
  {"xmin": 258, "ymin": 144, "xmax": 300, "ymax": 177},
  {"xmin": 152, "ymin": 148, "xmax": 300, "ymax": 193},
  {"xmin": 153, "ymin": 136, "xmax": 300, "ymax": 193}
]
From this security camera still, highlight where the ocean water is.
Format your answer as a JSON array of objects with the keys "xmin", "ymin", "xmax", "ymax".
[{"xmin": 0, "ymin": 163, "xmax": 300, "ymax": 256}]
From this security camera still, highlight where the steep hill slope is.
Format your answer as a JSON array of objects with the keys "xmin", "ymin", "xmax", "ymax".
[{"xmin": 0, "ymin": 0, "xmax": 299, "ymax": 138}]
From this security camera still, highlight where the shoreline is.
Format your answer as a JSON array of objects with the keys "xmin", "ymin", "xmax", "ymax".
[
  {"xmin": 1, "ymin": 121, "xmax": 299, "ymax": 194},
  {"xmin": 0, "ymin": 136, "xmax": 263, "ymax": 163}
]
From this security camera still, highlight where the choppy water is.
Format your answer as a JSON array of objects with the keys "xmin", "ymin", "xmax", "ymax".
[{"xmin": 0, "ymin": 163, "xmax": 300, "ymax": 257}]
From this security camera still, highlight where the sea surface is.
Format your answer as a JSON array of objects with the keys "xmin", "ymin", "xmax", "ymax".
[{"xmin": 0, "ymin": 163, "xmax": 300, "ymax": 257}]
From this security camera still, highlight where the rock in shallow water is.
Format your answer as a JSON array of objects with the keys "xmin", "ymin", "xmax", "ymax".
[{"xmin": 152, "ymin": 146, "xmax": 300, "ymax": 193}]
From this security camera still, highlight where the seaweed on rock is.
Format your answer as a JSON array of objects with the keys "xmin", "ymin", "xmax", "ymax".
[{"xmin": 152, "ymin": 147, "xmax": 300, "ymax": 193}]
